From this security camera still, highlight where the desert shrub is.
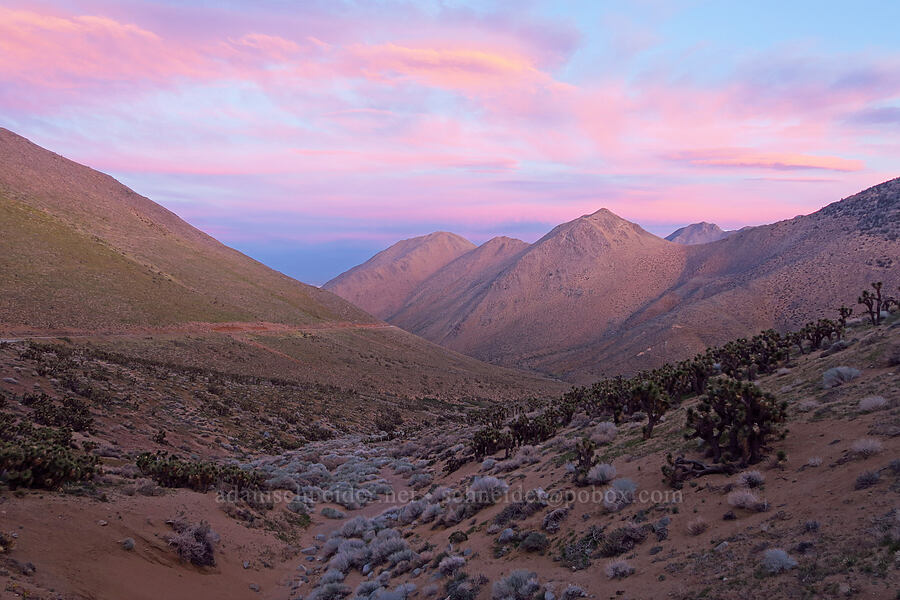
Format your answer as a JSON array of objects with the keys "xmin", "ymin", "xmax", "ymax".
[
  {"xmin": 541, "ymin": 506, "xmax": 570, "ymax": 533},
  {"xmin": 387, "ymin": 548, "xmax": 418, "ymax": 567},
  {"xmin": 0, "ymin": 531, "xmax": 13, "ymax": 554},
  {"xmin": 519, "ymin": 531, "xmax": 549, "ymax": 553},
  {"xmin": 480, "ymin": 458, "xmax": 496, "ymax": 471},
  {"xmin": 727, "ymin": 490, "xmax": 767, "ymax": 512},
  {"xmin": 602, "ymin": 478, "xmax": 637, "ymax": 511},
  {"xmin": 444, "ymin": 573, "xmax": 479, "ymax": 600},
  {"xmin": 558, "ymin": 526, "xmax": 603, "ymax": 570},
  {"xmin": 438, "ymin": 555, "xmax": 466, "ymax": 576},
  {"xmin": 822, "ymin": 366, "xmax": 860, "ymax": 388},
  {"xmin": 136, "ymin": 452, "xmax": 263, "ymax": 492},
  {"xmin": 0, "ymin": 419, "xmax": 99, "ymax": 490},
  {"xmin": 885, "ymin": 342, "xmax": 900, "ymax": 367},
  {"xmin": 356, "ymin": 581, "xmax": 382, "ymax": 598},
  {"xmin": 605, "ymin": 559, "xmax": 634, "ymax": 579},
  {"xmin": 421, "ymin": 503, "xmax": 443, "ymax": 523},
  {"xmin": 859, "ymin": 396, "xmax": 888, "ymax": 412},
  {"xmin": 851, "ymin": 438, "xmax": 883, "ymax": 458},
  {"xmin": 496, "ymin": 446, "xmax": 541, "ymax": 472},
  {"xmin": 467, "ymin": 476, "xmax": 509, "ymax": 504},
  {"xmin": 124, "ymin": 478, "xmax": 164, "ymax": 497},
  {"xmin": 584, "ymin": 463, "xmax": 616, "ymax": 485},
  {"xmin": 855, "ymin": 470, "xmax": 880, "ymax": 490},
  {"xmin": 321, "ymin": 569, "xmax": 346, "ymax": 584},
  {"xmin": 167, "ymin": 518, "xmax": 218, "ymax": 567},
  {"xmin": 399, "ymin": 499, "xmax": 427, "ymax": 524},
  {"xmin": 685, "ymin": 379, "xmax": 787, "ymax": 465},
  {"xmin": 374, "ymin": 408, "xmax": 404, "ymax": 434},
  {"xmin": 493, "ymin": 495, "xmax": 546, "ymax": 526},
  {"xmin": 561, "ymin": 585, "xmax": 586, "ymax": 600},
  {"xmin": 369, "ymin": 532, "xmax": 408, "ymax": 565},
  {"xmin": 491, "ymin": 570, "xmax": 540, "ymax": 600},
  {"xmin": 307, "ymin": 583, "xmax": 351, "ymax": 600},
  {"xmin": 322, "ymin": 507, "xmax": 347, "ymax": 519},
  {"xmin": 339, "ymin": 516, "xmax": 373, "ymax": 538},
  {"xmin": 591, "ymin": 421, "xmax": 617, "ymax": 445},
  {"xmin": 686, "ymin": 517, "xmax": 708, "ymax": 536},
  {"xmin": 598, "ymin": 524, "xmax": 647, "ymax": 557},
  {"xmin": 409, "ymin": 472, "xmax": 433, "ymax": 489},
  {"xmin": 761, "ymin": 548, "xmax": 797, "ymax": 574},
  {"xmin": 736, "ymin": 470, "xmax": 765, "ymax": 488}
]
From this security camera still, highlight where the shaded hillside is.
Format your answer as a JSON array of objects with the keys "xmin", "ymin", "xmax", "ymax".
[
  {"xmin": 323, "ymin": 232, "xmax": 475, "ymax": 318},
  {"xmin": 391, "ymin": 236, "xmax": 528, "ymax": 336},
  {"xmin": 0, "ymin": 128, "xmax": 564, "ymax": 399},
  {"xmin": 0, "ymin": 128, "xmax": 369, "ymax": 329}
]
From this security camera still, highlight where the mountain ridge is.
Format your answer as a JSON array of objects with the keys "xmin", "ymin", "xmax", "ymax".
[{"xmin": 327, "ymin": 180, "xmax": 900, "ymax": 381}]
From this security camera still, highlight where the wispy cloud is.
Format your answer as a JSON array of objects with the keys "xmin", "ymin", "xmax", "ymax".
[{"xmin": 1, "ymin": 1, "xmax": 897, "ymax": 282}]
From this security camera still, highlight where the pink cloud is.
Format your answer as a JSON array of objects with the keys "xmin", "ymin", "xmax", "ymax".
[{"xmin": 667, "ymin": 149, "xmax": 864, "ymax": 172}]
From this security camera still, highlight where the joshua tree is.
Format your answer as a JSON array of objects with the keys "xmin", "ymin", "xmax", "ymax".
[
  {"xmin": 858, "ymin": 282, "xmax": 884, "ymax": 325},
  {"xmin": 837, "ymin": 305, "xmax": 853, "ymax": 337},
  {"xmin": 574, "ymin": 437, "xmax": 597, "ymax": 485},
  {"xmin": 631, "ymin": 381, "xmax": 669, "ymax": 439},
  {"xmin": 685, "ymin": 378, "xmax": 787, "ymax": 466}
]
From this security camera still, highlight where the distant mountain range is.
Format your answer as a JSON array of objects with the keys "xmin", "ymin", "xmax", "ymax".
[
  {"xmin": 325, "ymin": 182, "xmax": 900, "ymax": 382},
  {"xmin": 0, "ymin": 128, "xmax": 563, "ymax": 399}
]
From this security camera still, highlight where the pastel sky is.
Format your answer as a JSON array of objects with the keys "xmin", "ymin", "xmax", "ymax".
[{"xmin": 3, "ymin": 1, "xmax": 900, "ymax": 284}]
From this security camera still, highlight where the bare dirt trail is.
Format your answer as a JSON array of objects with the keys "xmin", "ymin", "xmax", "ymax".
[{"xmin": 0, "ymin": 320, "xmax": 398, "ymax": 344}]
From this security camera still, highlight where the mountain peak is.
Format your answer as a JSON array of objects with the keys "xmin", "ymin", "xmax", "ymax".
[{"xmin": 666, "ymin": 222, "xmax": 730, "ymax": 245}]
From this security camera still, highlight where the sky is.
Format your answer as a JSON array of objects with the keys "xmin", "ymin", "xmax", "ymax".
[{"xmin": 2, "ymin": 1, "xmax": 900, "ymax": 284}]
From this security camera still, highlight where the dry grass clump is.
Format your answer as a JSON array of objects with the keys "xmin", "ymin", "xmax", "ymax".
[
  {"xmin": 605, "ymin": 559, "xmax": 634, "ymax": 579},
  {"xmin": 166, "ymin": 517, "xmax": 219, "ymax": 566},
  {"xmin": 727, "ymin": 489, "xmax": 768, "ymax": 512},
  {"xmin": 686, "ymin": 517, "xmax": 708, "ymax": 536},
  {"xmin": 851, "ymin": 438, "xmax": 883, "ymax": 458}
]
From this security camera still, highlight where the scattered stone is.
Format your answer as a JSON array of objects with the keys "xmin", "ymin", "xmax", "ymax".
[
  {"xmin": 243, "ymin": 560, "xmax": 251, "ymax": 569},
  {"xmin": 2, "ymin": 377, "xmax": 18, "ymax": 385},
  {"xmin": 301, "ymin": 546, "xmax": 317, "ymax": 555},
  {"xmin": 649, "ymin": 546, "xmax": 663, "ymax": 555},
  {"xmin": 714, "ymin": 541, "xmax": 729, "ymax": 553},
  {"xmin": 98, "ymin": 520, "xmax": 108, "ymax": 527},
  {"xmin": 249, "ymin": 583, "xmax": 260, "ymax": 592},
  {"xmin": 722, "ymin": 511, "xmax": 736, "ymax": 521},
  {"xmin": 121, "ymin": 538, "xmax": 135, "ymax": 551},
  {"xmin": 12, "ymin": 560, "xmax": 35, "ymax": 575}
]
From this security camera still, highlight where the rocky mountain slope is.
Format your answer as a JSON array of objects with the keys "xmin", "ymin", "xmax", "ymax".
[
  {"xmin": 0, "ymin": 128, "xmax": 563, "ymax": 400},
  {"xmin": 665, "ymin": 221, "xmax": 732, "ymax": 244},
  {"xmin": 327, "ymin": 180, "xmax": 900, "ymax": 381},
  {"xmin": 2, "ymin": 299, "xmax": 897, "ymax": 600}
]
